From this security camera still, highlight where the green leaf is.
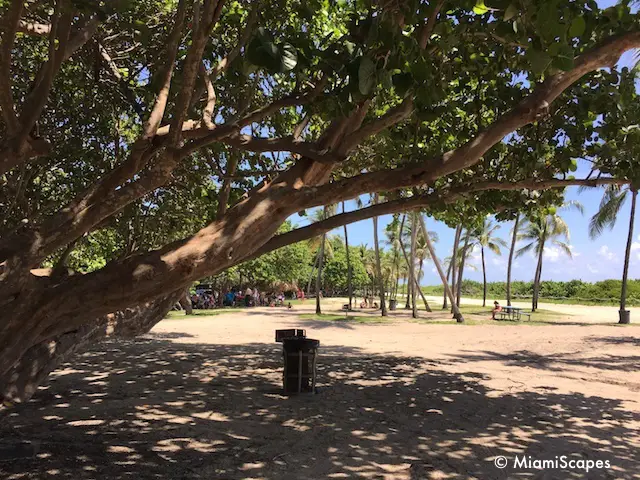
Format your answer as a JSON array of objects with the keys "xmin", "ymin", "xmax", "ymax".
[
  {"xmin": 569, "ymin": 16, "xmax": 586, "ymax": 37},
  {"xmin": 551, "ymin": 44, "xmax": 575, "ymax": 71},
  {"xmin": 527, "ymin": 49, "xmax": 552, "ymax": 74},
  {"xmin": 358, "ymin": 56, "xmax": 376, "ymax": 95},
  {"xmin": 473, "ymin": 0, "xmax": 489, "ymax": 15},
  {"xmin": 504, "ymin": 4, "xmax": 518, "ymax": 21}
]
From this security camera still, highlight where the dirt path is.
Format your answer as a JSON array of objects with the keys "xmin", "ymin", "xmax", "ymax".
[{"xmin": 1, "ymin": 302, "xmax": 639, "ymax": 479}]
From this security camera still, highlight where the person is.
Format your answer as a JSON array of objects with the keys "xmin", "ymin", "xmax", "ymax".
[
  {"xmin": 224, "ymin": 290, "xmax": 235, "ymax": 307},
  {"xmin": 491, "ymin": 301, "xmax": 503, "ymax": 319}
]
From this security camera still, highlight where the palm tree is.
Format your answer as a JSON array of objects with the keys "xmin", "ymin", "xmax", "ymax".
[
  {"xmin": 342, "ymin": 201, "xmax": 353, "ymax": 310},
  {"xmin": 588, "ymin": 184, "xmax": 638, "ymax": 323},
  {"xmin": 447, "ymin": 224, "xmax": 462, "ymax": 310},
  {"xmin": 471, "ymin": 217, "xmax": 507, "ymax": 307},
  {"xmin": 313, "ymin": 205, "xmax": 336, "ymax": 314},
  {"xmin": 419, "ymin": 215, "xmax": 464, "ymax": 322},
  {"xmin": 517, "ymin": 202, "xmax": 583, "ymax": 311},
  {"xmin": 506, "ymin": 214, "xmax": 520, "ymax": 307},
  {"xmin": 456, "ymin": 228, "xmax": 472, "ymax": 307},
  {"xmin": 372, "ymin": 194, "xmax": 387, "ymax": 316}
]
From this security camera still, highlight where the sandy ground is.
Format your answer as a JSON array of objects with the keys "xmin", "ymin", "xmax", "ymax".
[{"xmin": 1, "ymin": 299, "xmax": 639, "ymax": 480}]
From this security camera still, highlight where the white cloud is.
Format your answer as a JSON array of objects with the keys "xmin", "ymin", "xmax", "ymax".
[
  {"xmin": 491, "ymin": 257, "xmax": 506, "ymax": 266},
  {"xmin": 598, "ymin": 245, "xmax": 617, "ymax": 262},
  {"xmin": 587, "ymin": 264, "xmax": 599, "ymax": 274},
  {"xmin": 544, "ymin": 246, "xmax": 561, "ymax": 263},
  {"xmin": 568, "ymin": 245, "xmax": 581, "ymax": 258}
]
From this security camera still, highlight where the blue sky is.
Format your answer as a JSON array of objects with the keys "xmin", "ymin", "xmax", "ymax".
[{"xmin": 289, "ymin": 0, "xmax": 640, "ymax": 285}]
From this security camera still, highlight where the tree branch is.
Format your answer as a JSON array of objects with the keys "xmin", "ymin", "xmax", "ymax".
[
  {"xmin": 418, "ymin": 0, "xmax": 446, "ymax": 50},
  {"xmin": 250, "ymin": 177, "xmax": 629, "ymax": 260},
  {"xmin": 221, "ymin": 134, "xmax": 341, "ymax": 164}
]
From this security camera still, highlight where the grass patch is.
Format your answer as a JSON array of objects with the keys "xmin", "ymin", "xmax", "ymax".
[
  {"xmin": 298, "ymin": 313, "xmax": 389, "ymax": 324},
  {"xmin": 165, "ymin": 309, "xmax": 241, "ymax": 319}
]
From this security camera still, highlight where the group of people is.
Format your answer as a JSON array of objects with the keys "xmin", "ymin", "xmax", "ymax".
[{"xmin": 186, "ymin": 287, "xmax": 306, "ymax": 310}]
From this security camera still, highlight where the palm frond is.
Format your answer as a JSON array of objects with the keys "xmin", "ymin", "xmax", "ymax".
[
  {"xmin": 588, "ymin": 186, "xmax": 628, "ymax": 239},
  {"xmin": 516, "ymin": 242, "xmax": 536, "ymax": 258},
  {"xmin": 553, "ymin": 240, "xmax": 573, "ymax": 259}
]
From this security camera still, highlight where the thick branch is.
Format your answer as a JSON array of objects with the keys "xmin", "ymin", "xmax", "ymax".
[{"xmin": 251, "ymin": 177, "xmax": 628, "ymax": 260}]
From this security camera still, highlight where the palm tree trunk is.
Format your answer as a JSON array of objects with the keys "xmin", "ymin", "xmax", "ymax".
[
  {"xmin": 481, "ymin": 246, "xmax": 487, "ymax": 307},
  {"xmin": 342, "ymin": 202, "xmax": 353, "ymax": 310},
  {"xmin": 372, "ymin": 195, "xmax": 387, "ymax": 316},
  {"xmin": 506, "ymin": 214, "xmax": 520, "ymax": 307},
  {"xmin": 620, "ymin": 189, "xmax": 637, "ymax": 323},
  {"xmin": 443, "ymin": 261, "xmax": 452, "ymax": 309},
  {"xmin": 316, "ymin": 234, "xmax": 325, "ymax": 315},
  {"xmin": 307, "ymin": 254, "xmax": 319, "ymax": 295},
  {"xmin": 450, "ymin": 224, "xmax": 462, "ymax": 311},
  {"xmin": 532, "ymin": 238, "xmax": 545, "ymax": 312},
  {"xmin": 410, "ymin": 212, "xmax": 418, "ymax": 318},
  {"xmin": 456, "ymin": 230, "xmax": 470, "ymax": 307},
  {"xmin": 419, "ymin": 215, "xmax": 463, "ymax": 322}
]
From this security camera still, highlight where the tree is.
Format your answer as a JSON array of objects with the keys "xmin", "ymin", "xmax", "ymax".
[
  {"xmin": 585, "ymin": 70, "xmax": 640, "ymax": 323},
  {"xmin": 1, "ymin": 0, "xmax": 638, "ymax": 402},
  {"xmin": 517, "ymin": 202, "xmax": 583, "ymax": 311},
  {"xmin": 342, "ymin": 201, "xmax": 353, "ymax": 310},
  {"xmin": 506, "ymin": 214, "xmax": 521, "ymax": 307},
  {"xmin": 372, "ymin": 193, "xmax": 387, "ymax": 316},
  {"xmin": 471, "ymin": 217, "xmax": 507, "ymax": 307}
]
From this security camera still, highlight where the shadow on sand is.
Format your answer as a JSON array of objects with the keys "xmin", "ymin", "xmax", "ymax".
[{"xmin": 0, "ymin": 337, "xmax": 638, "ymax": 479}]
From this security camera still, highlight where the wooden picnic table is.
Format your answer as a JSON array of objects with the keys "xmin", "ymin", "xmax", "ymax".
[{"xmin": 500, "ymin": 305, "xmax": 523, "ymax": 321}]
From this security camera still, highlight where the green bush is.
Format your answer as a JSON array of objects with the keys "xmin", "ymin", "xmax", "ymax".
[{"xmin": 422, "ymin": 279, "xmax": 640, "ymax": 306}]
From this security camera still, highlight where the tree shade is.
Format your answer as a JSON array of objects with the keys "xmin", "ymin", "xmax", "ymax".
[{"xmin": 1, "ymin": 0, "xmax": 639, "ymax": 402}]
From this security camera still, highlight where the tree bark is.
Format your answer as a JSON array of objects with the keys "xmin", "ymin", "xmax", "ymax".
[
  {"xmin": 620, "ymin": 189, "xmax": 636, "ymax": 323},
  {"xmin": 419, "ymin": 214, "xmax": 463, "ymax": 322},
  {"xmin": 343, "ymin": 201, "xmax": 353, "ymax": 310},
  {"xmin": 1, "ymin": 290, "xmax": 181, "ymax": 404},
  {"xmin": 372, "ymin": 194, "xmax": 387, "ymax": 316},
  {"xmin": 178, "ymin": 288, "xmax": 193, "ymax": 315},
  {"xmin": 506, "ymin": 214, "xmax": 520, "ymax": 307}
]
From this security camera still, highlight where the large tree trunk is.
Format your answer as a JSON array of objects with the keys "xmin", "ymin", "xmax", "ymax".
[
  {"xmin": 316, "ymin": 234, "xmax": 326, "ymax": 315},
  {"xmin": 450, "ymin": 224, "xmax": 462, "ymax": 312},
  {"xmin": 418, "ymin": 215, "xmax": 463, "ymax": 322},
  {"xmin": 481, "ymin": 246, "xmax": 487, "ymax": 307},
  {"xmin": 620, "ymin": 189, "xmax": 636, "ymax": 323},
  {"xmin": 178, "ymin": 288, "xmax": 193, "ymax": 315},
  {"xmin": 1, "ymin": 291, "xmax": 181, "ymax": 405},
  {"xmin": 372, "ymin": 195, "xmax": 387, "ymax": 316},
  {"xmin": 342, "ymin": 201, "xmax": 353, "ymax": 310},
  {"xmin": 506, "ymin": 214, "xmax": 520, "ymax": 307}
]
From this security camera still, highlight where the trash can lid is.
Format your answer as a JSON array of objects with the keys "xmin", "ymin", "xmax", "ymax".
[{"xmin": 282, "ymin": 337, "xmax": 320, "ymax": 349}]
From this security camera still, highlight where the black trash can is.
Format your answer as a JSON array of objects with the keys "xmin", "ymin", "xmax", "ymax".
[
  {"xmin": 619, "ymin": 309, "xmax": 631, "ymax": 324},
  {"xmin": 282, "ymin": 337, "xmax": 319, "ymax": 395},
  {"xmin": 389, "ymin": 299, "xmax": 397, "ymax": 311}
]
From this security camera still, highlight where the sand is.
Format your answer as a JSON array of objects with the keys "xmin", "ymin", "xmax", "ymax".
[{"xmin": 1, "ymin": 298, "xmax": 639, "ymax": 479}]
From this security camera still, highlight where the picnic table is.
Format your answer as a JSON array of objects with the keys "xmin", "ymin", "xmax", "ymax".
[{"xmin": 498, "ymin": 306, "xmax": 531, "ymax": 321}]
